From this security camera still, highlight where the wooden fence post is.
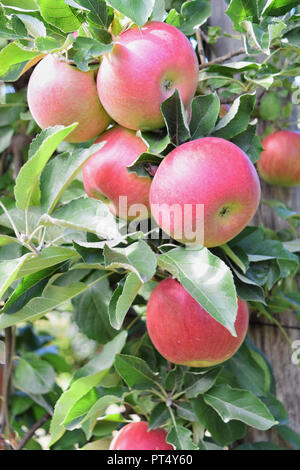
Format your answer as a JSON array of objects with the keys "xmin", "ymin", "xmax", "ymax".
[{"xmin": 210, "ymin": 0, "xmax": 300, "ymax": 439}]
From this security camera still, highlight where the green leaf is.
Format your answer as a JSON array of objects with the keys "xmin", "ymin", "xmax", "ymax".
[
  {"xmin": 14, "ymin": 124, "xmax": 78, "ymax": 210},
  {"xmin": 166, "ymin": 426, "xmax": 197, "ymax": 450},
  {"xmin": 192, "ymin": 397, "xmax": 246, "ymax": 446},
  {"xmin": 49, "ymin": 331, "xmax": 127, "ymax": 446},
  {"xmin": 140, "ymin": 130, "xmax": 170, "ymax": 154},
  {"xmin": 165, "ymin": 8, "xmax": 181, "ymax": 28},
  {"xmin": 0, "ymin": 125, "xmax": 14, "ymax": 153},
  {"xmin": 3, "ymin": 264, "xmax": 66, "ymax": 314},
  {"xmin": 0, "ymin": 41, "xmax": 41, "ymax": 78},
  {"xmin": 80, "ymin": 395, "xmax": 122, "ymax": 437},
  {"xmin": 72, "ymin": 37, "xmax": 113, "ymax": 71},
  {"xmin": 207, "ymin": 62, "xmax": 260, "ymax": 75},
  {"xmin": 148, "ymin": 402, "xmax": 170, "ymax": 430},
  {"xmin": 72, "ymin": 272, "xmax": 118, "ymax": 343},
  {"xmin": 43, "ymin": 353, "xmax": 71, "ymax": 374},
  {"xmin": 189, "ymin": 93, "xmax": 220, "ymax": 139},
  {"xmin": 104, "ymin": 239, "xmax": 157, "ymax": 283},
  {"xmin": 40, "ymin": 197, "xmax": 122, "ymax": 240},
  {"xmin": 263, "ymin": 199, "xmax": 300, "ymax": 222},
  {"xmin": 106, "ymin": 0, "xmax": 155, "ymax": 27},
  {"xmin": 35, "ymin": 36, "xmax": 64, "ymax": 52},
  {"xmin": 151, "ymin": 0, "xmax": 167, "ymax": 21},
  {"xmin": 0, "ymin": 270, "xmax": 108, "ymax": 329},
  {"xmin": 1, "ymin": 0, "xmax": 39, "ymax": 10},
  {"xmin": 14, "ymin": 355, "xmax": 55, "ymax": 394},
  {"xmin": 40, "ymin": 142, "xmax": 105, "ymax": 214},
  {"xmin": 62, "ymin": 388, "xmax": 99, "ymax": 430},
  {"xmin": 276, "ymin": 425, "xmax": 300, "ymax": 450},
  {"xmin": 212, "ymin": 93, "xmax": 256, "ymax": 139},
  {"xmin": 284, "ymin": 25, "xmax": 300, "ymax": 47},
  {"xmin": 127, "ymin": 152, "xmax": 163, "ymax": 178},
  {"xmin": 157, "ymin": 247, "xmax": 238, "ymax": 336},
  {"xmin": 262, "ymin": 394, "xmax": 288, "ymax": 425},
  {"xmin": 231, "ymin": 124, "xmax": 262, "ymax": 163},
  {"xmin": 175, "ymin": 402, "xmax": 198, "ymax": 422},
  {"xmin": 185, "ymin": 367, "xmax": 223, "ymax": 398},
  {"xmin": 179, "ymin": 0, "xmax": 212, "ymax": 36},
  {"xmin": 0, "ymin": 235, "xmax": 17, "ymax": 248},
  {"xmin": 263, "ymin": 0, "xmax": 300, "ymax": 16},
  {"xmin": 226, "ymin": 0, "xmax": 261, "ymax": 32},
  {"xmin": 80, "ymin": 438, "xmax": 111, "ymax": 450},
  {"xmin": 0, "ymin": 94, "xmax": 27, "ymax": 125},
  {"xmin": 204, "ymin": 384, "xmax": 277, "ymax": 430},
  {"xmin": 283, "ymin": 240, "xmax": 300, "ymax": 253},
  {"xmin": 161, "ymin": 89, "xmax": 191, "ymax": 146},
  {"xmin": 164, "ymin": 365, "xmax": 185, "ymax": 393},
  {"xmin": 235, "ymin": 280, "xmax": 266, "ymax": 303},
  {"xmin": 0, "ymin": 253, "xmax": 32, "ymax": 300},
  {"xmin": 114, "ymin": 354, "xmax": 157, "ymax": 388},
  {"xmin": 15, "ymin": 13, "xmax": 46, "ymax": 37},
  {"xmin": 226, "ymin": 342, "xmax": 272, "ymax": 396},
  {"xmin": 73, "ymin": 0, "xmax": 112, "ymax": 28},
  {"xmin": 16, "ymin": 246, "xmax": 78, "ymax": 279},
  {"xmin": 108, "ymin": 272, "xmax": 142, "ymax": 330},
  {"xmin": 232, "ymin": 228, "xmax": 299, "ymax": 276},
  {"xmin": 37, "ymin": 0, "xmax": 82, "ymax": 33}
]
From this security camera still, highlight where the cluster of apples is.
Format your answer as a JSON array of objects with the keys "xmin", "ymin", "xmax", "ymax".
[
  {"xmin": 28, "ymin": 20, "xmax": 253, "ymax": 370},
  {"xmin": 25, "ymin": 19, "xmax": 300, "ymax": 451}
]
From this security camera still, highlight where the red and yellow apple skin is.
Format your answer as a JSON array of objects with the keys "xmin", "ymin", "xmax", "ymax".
[
  {"xmin": 146, "ymin": 278, "xmax": 249, "ymax": 367},
  {"xmin": 27, "ymin": 55, "xmax": 111, "ymax": 143},
  {"xmin": 82, "ymin": 125, "xmax": 151, "ymax": 220},
  {"xmin": 149, "ymin": 137, "xmax": 261, "ymax": 247},
  {"xmin": 257, "ymin": 130, "xmax": 300, "ymax": 187},
  {"xmin": 97, "ymin": 21, "xmax": 199, "ymax": 131},
  {"xmin": 109, "ymin": 421, "xmax": 173, "ymax": 451}
]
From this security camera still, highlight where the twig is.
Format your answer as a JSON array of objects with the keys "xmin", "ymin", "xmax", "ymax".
[
  {"xmin": 0, "ymin": 200, "xmax": 20, "ymax": 239},
  {"xmin": 199, "ymin": 29, "xmax": 209, "ymax": 44},
  {"xmin": 0, "ymin": 327, "xmax": 15, "ymax": 436},
  {"xmin": 195, "ymin": 28, "xmax": 206, "ymax": 65},
  {"xmin": 16, "ymin": 413, "xmax": 50, "ymax": 450},
  {"xmin": 199, "ymin": 47, "xmax": 246, "ymax": 69}
]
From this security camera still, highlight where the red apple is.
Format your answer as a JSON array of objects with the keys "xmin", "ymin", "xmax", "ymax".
[
  {"xmin": 97, "ymin": 21, "xmax": 199, "ymax": 131},
  {"xmin": 146, "ymin": 278, "xmax": 249, "ymax": 367},
  {"xmin": 257, "ymin": 130, "xmax": 300, "ymax": 187},
  {"xmin": 109, "ymin": 421, "xmax": 173, "ymax": 450},
  {"xmin": 27, "ymin": 55, "xmax": 112, "ymax": 143},
  {"xmin": 82, "ymin": 125, "xmax": 151, "ymax": 220},
  {"xmin": 149, "ymin": 137, "xmax": 261, "ymax": 247}
]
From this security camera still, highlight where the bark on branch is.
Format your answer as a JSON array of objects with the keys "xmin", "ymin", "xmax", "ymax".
[{"xmin": 199, "ymin": 48, "xmax": 246, "ymax": 69}]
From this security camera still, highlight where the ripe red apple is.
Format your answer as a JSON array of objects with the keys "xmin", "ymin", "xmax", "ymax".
[
  {"xmin": 257, "ymin": 130, "xmax": 300, "ymax": 186},
  {"xmin": 97, "ymin": 21, "xmax": 199, "ymax": 131},
  {"xmin": 27, "ymin": 55, "xmax": 111, "ymax": 143},
  {"xmin": 146, "ymin": 278, "xmax": 249, "ymax": 367},
  {"xmin": 109, "ymin": 421, "xmax": 173, "ymax": 450},
  {"xmin": 149, "ymin": 137, "xmax": 261, "ymax": 247},
  {"xmin": 82, "ymin": 125, "xmax": 151, "ymax": 220}
]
